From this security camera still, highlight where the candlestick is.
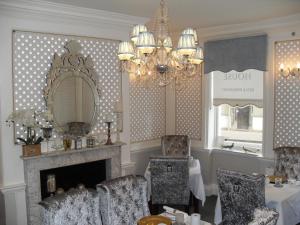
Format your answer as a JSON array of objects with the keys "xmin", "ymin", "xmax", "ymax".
[{"xmin": 105, "ymin": 121, "xmax": 113, "ymax": 145}]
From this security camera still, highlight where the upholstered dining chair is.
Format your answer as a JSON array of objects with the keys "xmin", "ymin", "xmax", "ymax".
[
  {"xmin": 248, "ymin": 207, "xmax": 279, "ymax": 225},
  {"xmin": 216, "ymin": 168, "xmax": 278, "ymax": 225},
  {"xmin": 40, "ymin": 188, "xmax": 102, "ymax": 225},
  {"xmin": 97, "ymin": 175, "xmax": 150, "ymax": 225},
  {"xmin": 150, "ymin": 156, "xmax": 190, "ymax": 209},
  {"xmin": 274, "ymin": 146, "xmax": 300, "ymax": 179},
  {"xmin": 161, "ymin": 135, "xmax": 191, "ymax": 157}
]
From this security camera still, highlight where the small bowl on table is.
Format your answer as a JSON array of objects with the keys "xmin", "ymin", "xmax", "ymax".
[{"xmin": 138, "ymin": 215, "xmax": 172, "ymax": 225}]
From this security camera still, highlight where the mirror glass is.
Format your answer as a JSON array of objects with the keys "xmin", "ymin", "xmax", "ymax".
[{"xmin": 52, "ymin": 75, "xmax": 95, "ymax": 135}]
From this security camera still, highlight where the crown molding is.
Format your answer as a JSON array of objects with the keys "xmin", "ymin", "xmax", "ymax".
[
  {"xmin": 170, "ymin": 13, "xmax": 300, "ymax": 41},
  {"xmin": 196, "ymin": 13, "xmax": 300, "ymax": 41},
  {"xmin": 0, "ymin": 0, "xmax": 148, "ymax": 28}
]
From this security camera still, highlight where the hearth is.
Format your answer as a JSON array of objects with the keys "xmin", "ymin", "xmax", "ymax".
[{"xmin": 40, "ymin": 160, "xmax": 106, "ymax": 199}]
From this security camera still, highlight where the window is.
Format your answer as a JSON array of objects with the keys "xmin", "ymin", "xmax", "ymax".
[{"xmin": 211, "ymin": 70, "xmax": 264, "ymax": 154}]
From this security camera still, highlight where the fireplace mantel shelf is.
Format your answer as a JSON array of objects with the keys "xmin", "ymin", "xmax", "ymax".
[{"xmin": 21, "ymin": 142, "xmax": 125, "ymax": 160}]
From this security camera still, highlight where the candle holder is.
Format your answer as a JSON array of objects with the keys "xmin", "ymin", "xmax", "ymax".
[
  {"xmin": 42, "ymin": 127, "xmax": 53, "ymax": 153},
  {"xmin": 105, "ymin": 121, "xmax": 113, "ymax": 145},
  {"xmin": 47, "ymin": 174, "xmax": 56, "ymax": 197}
]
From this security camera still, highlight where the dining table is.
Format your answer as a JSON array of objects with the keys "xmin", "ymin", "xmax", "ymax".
[
  {"xmin": 144, "ymin": 158, "xmax": 206, "ymax": 205},
  {"xmin": 214, "ymin": 182, "xmax": 300, "ymax": 225}
]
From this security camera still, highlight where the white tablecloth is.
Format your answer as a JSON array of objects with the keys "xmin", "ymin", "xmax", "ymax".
[
  {"xmin": 144, "ymin": 159, "xmax": 206, "ymax": 205},
  {"xmin": 214, "ymin": 183, "xmax": 300, "ymax": 225}
]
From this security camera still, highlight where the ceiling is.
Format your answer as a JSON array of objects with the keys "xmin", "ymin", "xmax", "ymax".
[{"xmin": 39, "ymin": 0, "xmax": 300, "ymax": 31}]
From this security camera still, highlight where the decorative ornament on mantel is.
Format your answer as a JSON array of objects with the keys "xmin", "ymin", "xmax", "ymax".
[
  {"xmin": 6, "ymin": 109, "xmax": 54, "ymax": 157},
  {"xmin": 104, "ymin": 114, "xmax": 114, "ymax": 145},
  {"xmin": 117, "ymin": 0, "xmax": 204, "ymax": 89}
]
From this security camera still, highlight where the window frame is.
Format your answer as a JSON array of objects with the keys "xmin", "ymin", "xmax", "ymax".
[{"xmin": 204, "ymin": 71, "xmax": 265, "ymax": 156}]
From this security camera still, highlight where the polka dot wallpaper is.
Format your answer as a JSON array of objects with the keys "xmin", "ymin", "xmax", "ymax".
[
  {"xmin": 176, "ymin": 75, "xmax": 202, "ymax": 140},
  {"xmin": 274, "ymin": 39, "xmax": 300, "ymax": 148},
  {"xmin": 130, "ymin": 84, "xmax": 166, "ymax": 143},
  {"xmin": 12, "ymin": 31, "xmax": 121, "ymax": 140}
]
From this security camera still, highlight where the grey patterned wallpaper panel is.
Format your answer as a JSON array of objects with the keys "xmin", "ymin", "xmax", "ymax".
[
  {"xmin": 130, "ymin": 84, "xmax": 166, "ymax": 143},
  {"xmin": 274, "ymin": 39, "xmax": 300, "ymax": 148},
  {"xmin": 175, "ymin": 75, "xmax": 202, "ymax": 140},
  {"xmin": 13, "ymin": 31, "xmax": 121, "ymax": 140}
]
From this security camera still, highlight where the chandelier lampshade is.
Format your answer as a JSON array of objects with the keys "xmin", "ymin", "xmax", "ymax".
[
  {"xmin": 182, "ymin": 28, "xmax": 198, "ymax": 44},
  {"xmin": 118, "ymin": 41, "xmax": 135, "ymax": 61},
  {"xmin": 117, "ymin": 0, "xmax": 204, "ymax": 89},
  {"xmin": 177, "ymin": 34, "xmax": 196, "ymax": 56},
  {"xmin": 131, "ymin": 25, "xmax": 148, "ymax": 44},
  {"xmin": 189, "ymin": 47, "xmax": 204, "ymax": 64},
  {"xmin": 136, "ymin": 32, "xmax": 156, "ymax": 54}
]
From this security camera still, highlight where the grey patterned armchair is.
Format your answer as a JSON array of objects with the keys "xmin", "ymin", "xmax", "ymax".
[
  {"xmin": 161, "ymin": 135, "xmax": 191, "ymax": 157},
  {"xmin": 274, "ymin": 146, "xmax": 300, "ymax": 179},
  {"xmin": 97, "ymin": 175, "xmax": 150, "ymax": 225},
  {"xmin": 40, "ymin": 188, "xmax": 102, "ymax": 225},
  {"xmin": 217, "ymin": 169, "xmax": 278, "ymax": 225},
  {"xmin": 150, "ymin": 156, "xmax": 190, "ymax": 206}
]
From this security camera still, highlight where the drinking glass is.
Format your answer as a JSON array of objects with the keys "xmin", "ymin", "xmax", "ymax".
[
  {"xmin": 63, "ymin": 138, "xmax": 72, "ymax": 150},
  {"xmin": 274, "ymin": 177, "xmax": 282, "ymax": 187},
  {"xmin": 175, "ymin": 213, "xmax": 184, "ymax": 225}
]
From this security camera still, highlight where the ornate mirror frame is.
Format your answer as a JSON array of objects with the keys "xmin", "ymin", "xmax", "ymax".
[{"xmin": 44, "ymin": 40, "xmax": 101, "ymax": 135}]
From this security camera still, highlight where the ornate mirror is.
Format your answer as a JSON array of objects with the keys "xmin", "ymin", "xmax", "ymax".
[{"xmin": 44, "ymin": 41, "xmax": 101, "ymax": 136}]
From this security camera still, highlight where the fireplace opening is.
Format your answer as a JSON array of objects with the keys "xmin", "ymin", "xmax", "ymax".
[{"xmin": 40, "ymin": 160, "xmax": 106, "ymax": 199}]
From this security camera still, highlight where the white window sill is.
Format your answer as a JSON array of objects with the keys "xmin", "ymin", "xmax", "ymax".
[{"xmin": 212, "ymin": 147, "xmax": 263, "ymax": 157}]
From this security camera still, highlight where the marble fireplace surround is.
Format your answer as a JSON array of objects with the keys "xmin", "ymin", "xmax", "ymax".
[{"xmin": 22, "ymin": 143, "xmax": 123, "ymax": 225}]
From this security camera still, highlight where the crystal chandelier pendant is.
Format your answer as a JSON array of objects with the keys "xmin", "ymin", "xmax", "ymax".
[{"xmin": 117, "ymin": 0, "xmax": 204, "ymax": 89}]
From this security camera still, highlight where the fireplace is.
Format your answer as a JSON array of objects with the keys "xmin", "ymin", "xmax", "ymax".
[
  {"xmin": 22, "ymin": 144, "xmax": 123, "ymax": 225},
  {"xmin": 40, "ymin": 160, "xmax": 106, "ymax": 199}
]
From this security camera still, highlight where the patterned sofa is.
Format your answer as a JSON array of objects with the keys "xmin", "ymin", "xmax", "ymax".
[{"xmin": 274, "ymin": 146, "xmax": 300, "ymax": 179}]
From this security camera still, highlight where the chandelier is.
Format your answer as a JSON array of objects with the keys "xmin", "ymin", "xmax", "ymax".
[{"xmin": 117, "ymin": 0, "xmax": 204, "ymax": 88}]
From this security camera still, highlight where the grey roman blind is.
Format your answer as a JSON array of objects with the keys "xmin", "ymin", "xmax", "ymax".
[{"xmin": 204, "ymin": 35, "xmax": 267, "ymax": 74}]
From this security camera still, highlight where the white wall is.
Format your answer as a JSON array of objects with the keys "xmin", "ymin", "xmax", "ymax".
[{"xmin": 0, "ymin": 0, "xmax": 147, "ymax": 224}]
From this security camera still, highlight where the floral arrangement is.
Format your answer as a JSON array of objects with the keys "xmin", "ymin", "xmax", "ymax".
[{"xmin": 6, "ymin": 109, "xmax": 54, "ymax": 145}]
